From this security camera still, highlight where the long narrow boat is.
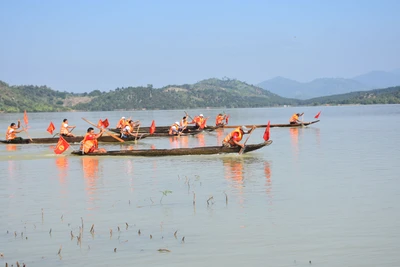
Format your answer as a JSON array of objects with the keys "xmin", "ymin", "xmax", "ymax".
[
  {"xmin": 222, "ymin": 120, "xmax": 320, "ymax": 128},
  {"xmin": 109, "ymin": 125, "xmax": 218, "ymax": 134},
  {"xmin": 109, "ymin": 120, "xmax": 319, "ymax": 133},
  {"xmin": 0, "ymin": 130, "xmax": 203, "ymax": 144},
  {"xmin": 70, "ymin": 140, "xmax": 273, "ymax": 157}
]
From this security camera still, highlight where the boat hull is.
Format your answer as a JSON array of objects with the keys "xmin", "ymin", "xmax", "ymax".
[{"xmin": 70, "ymin": 140, "xmax": 273, "ymax": 157}]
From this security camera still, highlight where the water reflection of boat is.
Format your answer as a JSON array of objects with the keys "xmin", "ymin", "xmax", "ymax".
[
  {"xmin": 71, "ymin": 141, "xmax": 273, "ymax": 157},
  {"xmin": 6, "ymin": 144, "xmax": 17, "ymax": 151}
]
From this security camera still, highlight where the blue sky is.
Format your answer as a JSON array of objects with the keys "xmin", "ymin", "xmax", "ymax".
[{"xmin": 1, "ymin": 0, "xmax": 399, "ymax": 92}]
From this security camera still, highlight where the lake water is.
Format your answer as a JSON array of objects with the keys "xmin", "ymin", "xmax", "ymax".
[{"xmin": 1, "ymin": 105, "xmax": 399, "ymax": 267}]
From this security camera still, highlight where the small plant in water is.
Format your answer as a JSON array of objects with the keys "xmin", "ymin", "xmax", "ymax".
[{"xmin": 160, "ymin": 190, "xmax": 172, "ymax": 204}]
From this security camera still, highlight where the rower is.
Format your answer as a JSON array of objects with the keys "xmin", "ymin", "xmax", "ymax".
[
  {"xmin": 179, "ymin": 116, "xmax": 188, "ymax": 132},
  {"xmin": 81, "ymin": 127, "xmax": 106, "ymax": 154},
  {"xmin": 60, "ymin": 119, "xmax": 76, "ymax": 137},
  {"xmin": 5, "ymin": 120, "xmax": 25, "ymax": 141},
  {"xmin": 169, "ymin": 121, "xmax": 181, "ymax": 135},
  {"xmin": 215, "ymin": 113, "xmax": 226, "ymax": 127},
  {"xmin": 116, "ymin": 116, "xmax": 126, "ymax": 129},
  {"xmin": 190, "ymin": 114, "xmax": 206, "ymax": 129},
  {"xmin": 222, "ymin": 126, "xmax": 254, "ymax": 148},
  {"xmin": 289, "ymin": 112, "xmax": 304, "ymax": 124}
]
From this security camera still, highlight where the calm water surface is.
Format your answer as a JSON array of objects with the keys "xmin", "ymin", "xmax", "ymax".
[{"xmin": 1, "ymin": 105, "xmax": 399, "ymax": 266}]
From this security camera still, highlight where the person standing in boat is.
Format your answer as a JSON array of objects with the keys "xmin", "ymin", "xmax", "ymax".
[
  {"xmin": 169, "ymin": 121, "xmax": 181, "ymax": 135},
  {"xmin": 289, "ymin": 113, "xmax": 304, "ymax": 124},
  {"xmin": 222, "ymin": 126, "xmax": 254, "ymax": 148},
  {"xmin": 81, "ymin": 127, "xmax": 107, "ymax": 154},
  {"xmin": 60, "ymin": 119, "xmax": 76, "ymax": 137},
  {"xmin": 5, "ymin": 120, "xmax": 25, "ymax": 141}
]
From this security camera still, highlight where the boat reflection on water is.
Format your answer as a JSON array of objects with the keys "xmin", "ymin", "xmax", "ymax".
[
  {"xmin": 264, "ymin": 161, "xmax": 273, "ymax": 206},
  {"xmin": 196, "ymin": 133, "xmax": 205, "ymax": 147},
  {"xmin": 55, "ymin": 156, "xmax": 69, "ymax": 184},
  {"xmin": 290, "ymin": 127, "xmax": 299, "ymax": 160},
  {"xmin": 6, "ymin": 144, "xmax": 17, "ymax": 151},
  {"xmin": 81, "ymin": 157, "xmax": 100, "ymax": 208},
  {"xmin": 223, "ymin": 157, "xmax": 245, "ymax": 204},
  {"xmin": 215, "ymin": 128, "xmax": 225, "ymax": 146}
]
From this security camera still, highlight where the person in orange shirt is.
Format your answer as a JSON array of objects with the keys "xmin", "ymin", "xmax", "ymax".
[
  {"xmin": 222, "ymin": 126, "xmax": 254, "ymax": 148},
  {"xmin": 190, "ymin": 114, "xmax": 206, "ymax": 129},
  {"xmin": 215, "ymin": 113, "xmax": 227, "ymax": 127},
  {"xmin": 179, "ymin": 116, "xmax": 188, "ymax": 132},
  {"xmin": 169, "ymin": 122, "xmax": 181, "ymax": 135},
  {"xmin": 289, "ymin": 113, "xmax": 304, "ymax": 124},
  {"xmin": 116, "ymin": 116, "xmax": 126, "ymax": 129},
  {"xmin": 5, "ymin": 120, "xmax": 25, "ymax": 141},
  {"xmin": 60, "ymin": 119, "xmax": 76, "ymax": 137},
  {"xmin": 81, "ymin": 127, "xmax": 107, "ymax": 154}
]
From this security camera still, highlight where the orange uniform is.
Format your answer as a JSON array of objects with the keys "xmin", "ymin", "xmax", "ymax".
[{"xmin": 223, "ymin": 127, "xmax": 243, "ymax": 146}]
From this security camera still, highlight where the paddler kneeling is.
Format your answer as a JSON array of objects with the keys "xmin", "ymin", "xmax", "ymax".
[
  {"xmin": 5, "ymin": 120, "xmax": 26, "ymax": 141},
  {"xmin": 222, "ymin": 125, "xmax": 254, "ymax": 148},
  {"xmin": 80, "ymin": 127, "xmax": 107, "ymax": 154}
]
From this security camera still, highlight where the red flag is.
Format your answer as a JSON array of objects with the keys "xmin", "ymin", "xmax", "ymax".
[
  {"xmin": 102, "ymin": 119, "xmax": 109, "ymax": 128},
  {"xmin": 314, "ymin": 111, "xmax": 321, "ymax": 119},
  {"xmin": 97, "ymin": 119, "xmax": 103, "ymax": 128},
  {"xmin": 225, "ymin": 115, "xmax": 230, "ymax": 124},
  {"xmin": 23, "ymin": 110, "xmax": 29, "ymax": 125},
  {"xmin": 149, "ymin": 120, "xmax": 156, "ymax": 134},
  {"xmin": 54, "ymin": 136, "xmax": 70, "ymax": 154},
  {"xmin": 263, "ymin": 121, "xmax": 270, "ymax": 141},
  {"xmin": 47, "ymin": 122, "xmax": 55, "ymax": 135}
]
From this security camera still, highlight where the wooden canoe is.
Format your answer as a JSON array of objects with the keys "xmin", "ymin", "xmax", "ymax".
[
  {"xmin": 109, "ymin": 125, "xmax": 218, "ymax": 134},
  {"xmin": 70, "ymin": 140, "xmax": 273, "ymax": 157},
  {"xmin": 0, "ymin": 130, "xmax": 203, "ymax": 144},
  {"xmin": 222, "ymin": 120, "xmax": 320, "ymax": 128}
]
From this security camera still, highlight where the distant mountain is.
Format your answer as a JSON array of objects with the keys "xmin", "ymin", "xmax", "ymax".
[
  {"xmin": 258, "ymin": 77, "xmax": 370, "ymax": 100},
  {"xmin": 258, "ymin": 69, "xmax": 400, "ymax": 99},
  {"xmin": 303, "ymin": 86, "xmax": 400, "ymax": 105},
  {"xmin": 353, "ymin": 70, "xmax": 400, "ymax": 88}
]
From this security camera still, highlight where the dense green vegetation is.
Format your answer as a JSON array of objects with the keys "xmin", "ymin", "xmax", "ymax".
[
  {"xmin": 303, "ymin": 86, "xmax": 400, "ymax": 105},
  {"xmin": 1, "ymin": 79, "xmax": 399, "ymax": 113},
  {"xmin": 0, "ymin": 81, "xmax": 79, "ymax": 112}
]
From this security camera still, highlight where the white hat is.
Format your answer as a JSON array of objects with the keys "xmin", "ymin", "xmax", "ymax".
[
  {"xmin": 241, "ymin": 125, "xmax": 250, "ymax": 133},
  {"xmin": 122, "ymin": 116, "xmax": 125, "ymax": 119},
  {"xmin": 199, "ymin": 114, "xmax": 204, "ymax": 117},
  {"xmin": 175, "ymin": 121, "xmax": 180, "ymax": 125}
]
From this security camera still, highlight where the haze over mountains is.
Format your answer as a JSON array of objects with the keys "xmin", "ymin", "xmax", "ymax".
[{"xmin": 258, "ymin": 69, "xmax": 400, "ymax": 99}]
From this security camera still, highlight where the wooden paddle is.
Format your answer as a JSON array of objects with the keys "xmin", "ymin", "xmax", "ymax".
[
  {"xmin": 82, "ymin": 117, "xmax": 124, "ymax": 142},
  {"xmin": 238, "ymin": 126, "xmax": 256, "ymax": 155},
  {"xmin": 134, "ymin": 124, "xmax": 141, "ymax": 143}
]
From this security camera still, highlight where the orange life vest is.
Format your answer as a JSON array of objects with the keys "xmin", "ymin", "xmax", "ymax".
[
  {"xmin": 5, "ymin": 126, "xmax": 16, "ymax": 140},
  {"xmin": 60, "ymin": 123, "xmax": 69, "ymax": 135},
  {"xmin": 215, "ymin": 115, "xmax": 224, "ymax": 126},
  {"xmin": 116, "ymin": 118, "xmax": 125, "ymax": 128},
  {"xmin": 223, "ymin": 127, "xmax": 243, "ymax": 146},
  {"xmin": 193, "ymin": 116, "xmax": 205, "ymax": 127},
  {"xmin": 81, "ymin": 133, "xmax": 98, "ymax": 154},
  {"xmin": 180, "ymin": 119, "xmax": 188, "ymax": 128},
  {"xmin": 289, "ymin": 114, "xmax": 299, "ymax": 123}
]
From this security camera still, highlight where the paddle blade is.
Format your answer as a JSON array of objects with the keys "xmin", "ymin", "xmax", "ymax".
[
  {"xmin": 314, "ymin": 111, "xmax": 321, "ymax": 119},
  {"xmin": 47, "ymin": 122, "xmax": 55, "ymax": 135},
  {"xmin": 54, "ymin": 136, "xmax": 70, "ymax": 154},
  {"xmin": 149, "ymin": 120, "xmax": 156, "ymax": 134},
  {"xmin": 23, "ymin": 110, "xmax": 29, "ymax": 125},
  {"xmin": 263, "ymin": 121, "xmax": 270, "ymax": 141}
]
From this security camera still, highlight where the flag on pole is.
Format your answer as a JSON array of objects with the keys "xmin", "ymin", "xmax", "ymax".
[
  {"xmin": 54, "ymin": 136, "xmax": 70, "ymax": 154},
  {"xmin": 23, "ymin": 110, "xmax": 29, "ymax": 126},
  {"xmin": 47, "ymin": 122, "xmax": 56, "ymax": 135},
  {"xmin": 225, "ymin": 115, "xmax": 230, "ymax": 124},
  {"xmin": 149, "ymin": 120, "xmax": 156, "ymax": 134},
  {"xmin": 102, "ymin": 119, "xmax": 109, "ymax": 128},
  {"xmin": 314, "ymin": 111, "xmax": 322, "ymax": 119},
  {"xmin": 263, "ymin": 121, "xmax": 270, "ymax": 141}
]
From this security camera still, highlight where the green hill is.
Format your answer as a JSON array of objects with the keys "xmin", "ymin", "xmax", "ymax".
[
  {"xmin": 303, "ymin": 86, "xmax": 400, "ymax": 105},
  {"xmin": 73, "ymin": 78, "xmax": 299, "ymax": 111}
]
